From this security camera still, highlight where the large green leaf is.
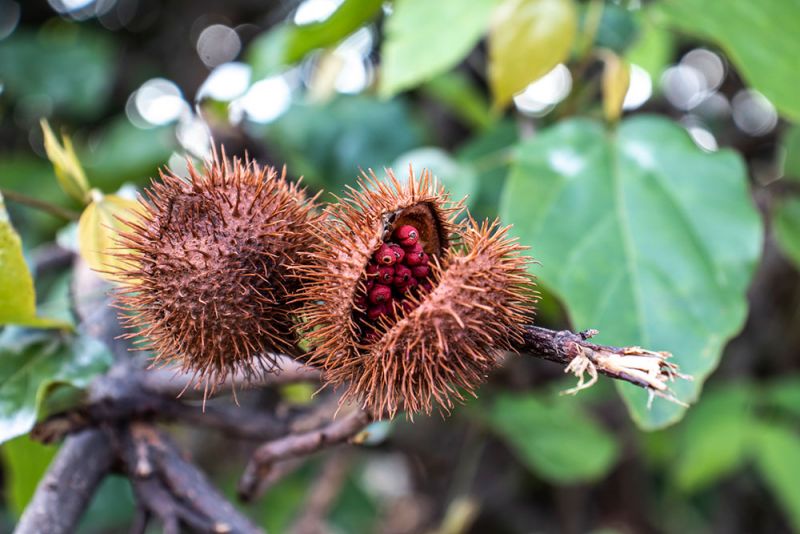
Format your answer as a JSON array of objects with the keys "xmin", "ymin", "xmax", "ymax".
[
  {"xmin": 655, "ymin": 0, "xmax": 800, "ymax": 121},
  {"xmin": 751, "ymin": 422, "xmax": 800, "ymax": 532},
  {"xmin": 781, "ymin": 125, "xmax": 800, "ymax": 181},
  {"xmin": 0, "ymin": 329, "xmax": 112, "ymax": 444},
  {"xmin": 500, "ymin": 116, "xmax": 763, "ymax": 429},
  {"xmin": 380, "ymin": 0, "xmax": 495, "ymax": 97},
  {"xmin": 481, "ymin": 392, "xmax": 619, "ymax": 483},
  {"xmin": 0, "ymin": 196, "xmax": 68, "ymax": 329},
  {"xmin": 488, "ymin": 0, "xmax": 578, "ymax": 108},
  {"xmin": 0, "ymin": 27, "xmax": 115, "ymax": 119}
]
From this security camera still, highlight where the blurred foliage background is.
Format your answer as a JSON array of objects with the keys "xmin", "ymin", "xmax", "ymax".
[{"xmin": 1, "ymin": 0, "xmax": 800, "ymax": 532}]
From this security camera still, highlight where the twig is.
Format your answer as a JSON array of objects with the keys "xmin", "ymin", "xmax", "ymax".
[
  {"xmin": 14, "ymin": 429, "xmax": 115, "ymax": 534},
  {"xmin": 119, "ymin": 422, "xmax": 263, "ymax": 534},
  {"xmin": 238, "ymin": 408, "xmax": 372, "ymax": 502},
  {"xmin": 0, "ymin": 188, "xmax": 81, "ymax": 221},
  {"xmin": 520, "ymin": 326, "xmax": 690, "ymax": 405},
  {"xmin": 31, "ymin": 365, "xmax": 290, "ymax": 444}
]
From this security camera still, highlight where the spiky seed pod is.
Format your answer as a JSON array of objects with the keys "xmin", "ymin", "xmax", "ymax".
[
  {"xmin": 297, "ymin": 169, "xmax": 536, "ymax": 418},
  {"xmin": 115, "ymin": 150, "xmax": 318, "ymax": 395}
]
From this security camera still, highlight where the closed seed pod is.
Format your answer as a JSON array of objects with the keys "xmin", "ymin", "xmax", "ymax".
[
  {"xmin": 115, "ymin": 149, "xmax": 318, "ymax": 397},
  {"xmin": 297, "ymin": 168, "xmax": 536, "ymax": 418}
]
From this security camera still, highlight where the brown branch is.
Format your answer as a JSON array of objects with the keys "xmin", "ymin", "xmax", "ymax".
[
  {"xmin": 520, "ymin": 325, "xmax": 690, "ymax": 404},
  {"xmin": 0, "ymin": 188, "xmax": 81, "ymax": 221},
  {"xmin": 14, "ymin": 429, "xmax": 115, "ymax": 534},
  {"xmin": 238, "ymin": 408, "xmax": 372, "ymax": 502},
  {"xmin": 119, "ymin": 422, "xmax": 263, "ymax": 534}
]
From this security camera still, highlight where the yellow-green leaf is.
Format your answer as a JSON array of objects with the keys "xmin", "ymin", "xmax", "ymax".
[
  {"xmin": 40, "ymin": 119, "xmax": 90, "ymax": 204},
  {"xmin": 77, "ymin": 192, "xmax": 139, "ymax": 282},
  {"xmin": 0, "ymin": 194, "xmax": 69, "ymax": 329},
  {"xmin": 601, "ymin": 50, "xmax": 631, "ymax": 123},
  {"xmin": 488, "ymin": 0, "xmax": 577, "ymax": 109}
]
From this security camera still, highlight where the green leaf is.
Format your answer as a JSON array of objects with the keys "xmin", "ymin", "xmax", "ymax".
[
  {"xmin": 392, "ymin": 147, "xmax": 478, "ymax": 208},
  {"xmin": 751, "ymin": 421, "xmax": 800, "ymax": 532},
  {"xmin": 480, "ymin": 392, "xmax": 619, "ymax": 483},
  {"xmin": 654, "ymin": 0, "xmax": 800, "ymax": 121},
  {"xmin": 1, "ymin": 435, "xmax": 57, "ymax": 516},
  {"xmin": 0, "ymin": 27, "xmax": 115, "ymax": 119},
  {"xmin": 421, "ymin": 73, "xmax": 494, "ymax": 131},
  {"xmin": 500, "ymin": 116, "xmax": 763, "ymax": 429},
  {"xmin": 774, "ymin": 198, "xmax": 800, "ymax": 270},
  {"xmin": 0, "ymin": 329, "xmax": 112, "ymax": 444},
  {"xmin": 626, "ymin": 10, "xmax": 674, "ymax": 84},
  {"xmin": 77, "ymin": 192, "xmax": 141, "ymax": 282},
  {"xmin": 246, "ymin": 0, "xmax": 383, "ymax": 79},
  {"xmin": 781, "ymin": 125, "xmax": 800, "ymax": 181},
  {"xmin": 488, "ymin": 0, "xmax": 578, "ymax": 108},
  {"xmin": 762, "ymin": 377, "xmax": 800, "ymax": 418},
  {"xmin": 592, "ymin": 2, "xmax": 640, "ymax": 54},
  {"xmin": 673, "ymin": 385, "xmax": 752, "ymax": 491},
  {"xmin": 0, "ymin": 196, "xmax": 68, "ymax": 329},
  {"xmin": 380, "ymin": 0, "xmax": 495, "ymax": 97}
]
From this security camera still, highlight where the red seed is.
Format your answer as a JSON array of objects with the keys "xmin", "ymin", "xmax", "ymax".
[
  {"xmin": 378, "ymin": 266, "xmax": 394, "ymax": 284},
  {"xmin": 411, "ymin": 264, "xmax": 429, "ymax": 278},
  {"xmin": 366, "ymin": 263, "xmax": 379, "ymax": 277},
  {"xmin": 420, "ymin": 280, "xmax": 433, "ymax": 292},
  {"xmin": 368, "ymin": 284, "xmax": 392, "ymax": 304},
  {"xmin": 373, "ymin": 244, "xmax": 396, "ymax": 266},
  {"xmin": 394, "ymin": 225, "xmax": 419, "ymax": 247},
  {"xmin": 397, "ymin": 277, "xmax": 419, "ymax": 294},
  {"xmin": 367, "ymin": 304, "xmax": 387, "ymax": 321},
  {"xmin": 389, "ymin": 244, "xmax": 405, "ymax": 263},
  {"xmin": 421, "ymin": 252, "xmax": 430, "ymax": 264},
  {"xmin": 405, "ymin": 249, "xmax": 425, "ymax": 266},
  {"xmin": 402, "ymin": 241, "xmax": 423, "ymax": 254},
  {"xmin": 354, "ymin": 295, "xmax": 367, "ymax": 309},
  {"xmin": 393, "ymin": 265, "xmax": 412, "ymax": 286}
]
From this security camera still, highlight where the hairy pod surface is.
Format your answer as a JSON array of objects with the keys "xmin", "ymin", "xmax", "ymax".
[
  {"xmin": 298, "ymin": 169, "xmax": 536, "ymax": 418},
  {"xmin": 115, "ymin": 150, "xmax": 317, "ymax": 395}
]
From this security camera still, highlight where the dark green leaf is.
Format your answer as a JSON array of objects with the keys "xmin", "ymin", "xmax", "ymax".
[
  {"xmin": 655, "ymin": 0, "xmax": 800, "ymax": 121},
  {"xmin": 380, "ymin": 0, "xmax": 495, "ymax": 97},
  {"xmin": 500, "ymin": 116, "xmax": 763, "ymax": 428},
  {"xmin": 0, "ymin": 329, "xmax": 113, "ymax": 444},
  {"xmin": 593, "ymin": 3, "xmax": 640, "ymax": 54},
  {"xmin": 481, "ymin": 392, "xmax": 619, "ymax": 483},
  {"xmin": 762, "ymin": 377, "xmax": 800, "ymax": 419}
]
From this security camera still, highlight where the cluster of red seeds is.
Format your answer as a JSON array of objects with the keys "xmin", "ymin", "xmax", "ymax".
[{"xmin": 355, "ymin": 225, "xmax": 433, "ymax": 336}]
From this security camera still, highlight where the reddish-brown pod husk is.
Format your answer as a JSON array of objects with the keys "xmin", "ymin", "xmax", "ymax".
[
  {"xmin": 297, "ymin": 168, "xmax": 536, "ymax": 418},
  {"xmin": 115, "ymin": 149, "xmax": 318, "ymax": 397}
]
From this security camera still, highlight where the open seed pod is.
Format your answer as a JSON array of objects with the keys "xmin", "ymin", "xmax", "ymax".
[
  {"xmin": 297, "ymin": 168, "xmax": 536, "ymax": 418},
  {"xmin": 115, "ymin": 150, "xmax": 318, "ymax": 396}
]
